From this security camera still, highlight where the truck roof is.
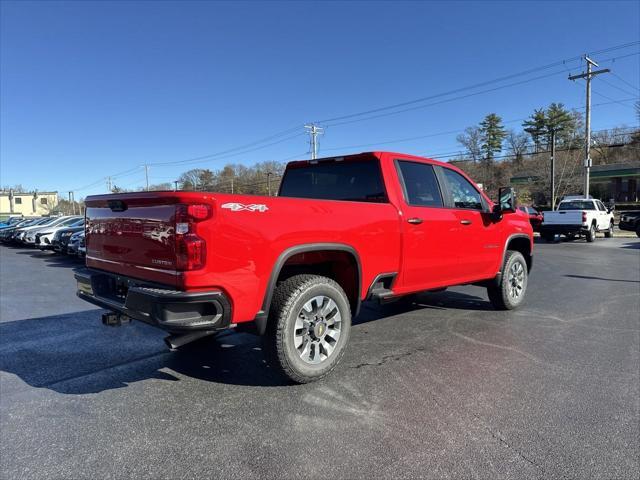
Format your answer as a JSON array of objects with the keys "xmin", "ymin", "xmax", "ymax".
[{"xmin": 286, "ymin": 151, "xmax": 452, "ymax": 169}]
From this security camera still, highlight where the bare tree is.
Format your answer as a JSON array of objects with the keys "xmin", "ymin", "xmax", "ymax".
[
  {"xmin": 456, "ymin": 127, "xmax": 483, "ymax": 163},
  {"xmin": 505, "ymin": 130, "xmax": 529, "ymax": 164}
]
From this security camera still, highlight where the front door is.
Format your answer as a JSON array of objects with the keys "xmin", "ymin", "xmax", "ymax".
[{"xmin": 439, "ymin": 167, "xmax": 501, "ymax": 281}]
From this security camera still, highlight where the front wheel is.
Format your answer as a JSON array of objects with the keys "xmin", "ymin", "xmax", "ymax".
[
  {"xmin": 265, "ymin": 274, "xmax": 351, "ymax": 383},
  {"xmin": 604, "ymin": 221, "xmax": 614, "ymax": 238},
  {"xmin": 586, "ymin": 223, "xmax": 596, "ymax": 242},
  {"xmin": 487, "ymin": 250, "xmax": 528, "ymax": 310}
]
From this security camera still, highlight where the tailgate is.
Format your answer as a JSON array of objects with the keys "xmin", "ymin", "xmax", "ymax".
[
  {"xmin": 85, "ymin": 195, "xmax": 180, "ymax": 287},
  {"xmin": 543, "ymin": 211, "xmax": 583, "ymax": 225}
]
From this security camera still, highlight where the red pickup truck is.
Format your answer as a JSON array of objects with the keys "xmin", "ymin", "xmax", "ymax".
[{"xmin": 76, "ymin": 152, "xmax": 533, "ymax": 383}]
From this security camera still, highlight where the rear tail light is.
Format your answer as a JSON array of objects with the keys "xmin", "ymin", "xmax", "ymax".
[
  {"xmin": 582, "ymin": 211, "xmax": 587, "ymax": 223},
  {"xmin": 175, "ymin": 204, "xmax": 211, "ymax": 271}
]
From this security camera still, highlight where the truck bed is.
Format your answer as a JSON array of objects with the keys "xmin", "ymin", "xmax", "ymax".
[{"xmin": 84, "ymin": 191, "xmax": 402, "ymax": 324}]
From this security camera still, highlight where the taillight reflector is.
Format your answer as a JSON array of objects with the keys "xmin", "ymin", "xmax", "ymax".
[{"xmin": 176, "ymin": 234, "xmax": 206, "ymax": 271}]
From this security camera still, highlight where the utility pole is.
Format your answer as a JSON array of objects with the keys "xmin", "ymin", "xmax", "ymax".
[
  {"xmin": 550, "ymin": 130, "xmax": 556, "ymax": 210},
  {"xmin": 266, "ymin": 171, "xmax": 273, "ymax": 196},
  {"xmin": 174, "ymin": 180, "xmax": 179, "ymax": 191},
  {"xmin": 106, "ymin": 176, "xmax": 112, "ymax": 192},
  {"xmin": 305, "ymin": 124, "xmax": 324, "ymax": 159},
  {"xmin": 68, "ymin": 191, "xmax": 73, "ymax": 215},
  {"xmin": 568, "ymin": 56, "xmax": 610, "ymax": 198},
  {"xmin": 230, "ymin": 177, "xmax": 234, "ymax": 194},
  {"xmin": 144, "ymin": 164, "xmax": 150, "ymax": 191}
]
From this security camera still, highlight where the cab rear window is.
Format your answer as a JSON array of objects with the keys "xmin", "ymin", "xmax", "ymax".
[
  {"xmin": 279, "ymin": 159, "xmax": 387, "ymax": 203},
  {"xmin": 558, "ymin": 201, "xmax": 594, "ymax": 210}
]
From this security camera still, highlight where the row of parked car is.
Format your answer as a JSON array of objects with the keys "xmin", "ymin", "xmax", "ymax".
[{"xmin": 0, "ymin": 215, "xmax": 86, "ymax": 257}]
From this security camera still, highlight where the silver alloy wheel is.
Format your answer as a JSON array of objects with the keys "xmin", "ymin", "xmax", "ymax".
[
  {"xmin": 507, "ymin": 261, "xmax": 525, "ymax": 300},
  {"xmin": 294, "ymin": 295, "xmax": 342, "ymax": 365}
]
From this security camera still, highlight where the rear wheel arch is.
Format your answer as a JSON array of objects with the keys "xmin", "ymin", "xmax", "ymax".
[{"xmin": 254, "ymin": 243, "xmax": 362, "ymax": 335}]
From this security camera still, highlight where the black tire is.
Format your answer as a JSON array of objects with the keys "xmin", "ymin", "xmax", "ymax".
[
  {"xmin": 604, "ymin": 221, "xmax": 614, "ymax": 238},
  {"xmin": 636, "ymin": 224, "xmax": 640, "ymax": 238},
  {"xmin": 487, "ymin": 250, "xmax": 528, "ymax": 310},
  {"xmin": 586, "ymin": 222, "xmax": 596, "ymax": 242},
  {"xmin": 264, "ymin": 274, "xmax": 351, "ymax": 383},
  {"xmin": 542, "ymin": 232, "xmax": 555, "ymax": 242}
]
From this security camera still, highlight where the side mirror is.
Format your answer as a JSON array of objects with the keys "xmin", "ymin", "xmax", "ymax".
[{"xmin": 497, "ymin": 187, "xmax": 516, "ymax": 213}]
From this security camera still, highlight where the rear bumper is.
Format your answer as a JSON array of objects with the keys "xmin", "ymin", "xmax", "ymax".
[
  {"xmin": 75, "ymin": 269, "xmax": 232, "ymax": 333},
  {"xmin": 540, "ymin": 224, "xmax": 586, "ymax": 235}
]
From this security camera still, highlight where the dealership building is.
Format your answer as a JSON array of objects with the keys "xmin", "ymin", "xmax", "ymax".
[
  {"xmin": 0, "ymin": 190, "xmax": 59, "ymax": 217},
  {"xmin": 511, "ymin": 162, "xmax": 640, "ymax": 206}
]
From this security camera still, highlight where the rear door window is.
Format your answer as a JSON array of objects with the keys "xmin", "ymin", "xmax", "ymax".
[{"xmin": 396, "ymin": 161, "xmax": 443, "ymax": 207}]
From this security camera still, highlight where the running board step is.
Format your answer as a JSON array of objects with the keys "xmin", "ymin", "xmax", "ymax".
[{"xmin": 369, "ymin": 288, "xmax": 395, "ymax": 302}]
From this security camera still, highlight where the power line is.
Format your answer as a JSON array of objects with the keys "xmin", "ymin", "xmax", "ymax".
[
  {"xmin": 325, "ymin": 52, "xmax": 639, "ymax": 128},
  {"xmin": 609, "ymin": 72, "xmax": 640, "ymax": 92},
  {"xmin": 324, "ymin": 69, "xmax": 567, "ymax": 127},
  {"xmin": 591, "ymin": 90, "xmax": 637, "ymax": 110},
  {"xmin": 598, "ymin": 76, "xmax": 639, "ymax": 98},
  {"xmin": 321, "ymin": 99, "xmax": 636, "ymax": 155},
  {"xmin": 148, "ymin": 129, "xmax": 303, "ymax": 167},
  {"xmin": 150, "ymin": 131, "xmax": 306, "ymax": 168},
  {"xmin": 315, "ymin": 41, "xmax": 639, "ymax": 126}
]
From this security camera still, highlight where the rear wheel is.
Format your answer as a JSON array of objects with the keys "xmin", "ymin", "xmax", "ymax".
[
  {"xmin": 265, "ymin": 274, "xmax": 351, "ymax": 383},
  {"xmin": 604, "ymin": 221, "xmax": 614, "ymax": 238},
  {"xmin": 586, "ymin": 222, "xmax": 596, "ymax": 242},
  {"xmin": 487, "ymin": 250, "xmax": 528, "ymax": 310}
]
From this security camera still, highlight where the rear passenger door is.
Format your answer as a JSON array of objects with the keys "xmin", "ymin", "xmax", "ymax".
[
  {"xmin": 394, "ymin": 160, "xmax": 462, "ymax": 291},
  {"xmin": 439, "ymin": 167, "xmax": 500, "ymax": 281}
]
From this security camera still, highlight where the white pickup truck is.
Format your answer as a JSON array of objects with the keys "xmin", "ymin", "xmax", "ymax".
[{"xmin": 541, "ymin": 198, "xmax": 614, "ymax": 242}]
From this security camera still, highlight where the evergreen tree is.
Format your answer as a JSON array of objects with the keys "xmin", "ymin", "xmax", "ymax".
[
  {"xmin": 522, "ymin": 108, "xmax": 547, "ymax": 152},
  {"xmin": 546, "ymin": 103, "xmax": 579, "ymax": 146},
  {"xmin": 479, "ymin": 113, "xmax": 506, "ymax": 162}
]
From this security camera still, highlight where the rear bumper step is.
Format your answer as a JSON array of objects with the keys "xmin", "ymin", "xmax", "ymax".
[{"xmin": 75, "ymin": 269, "xmax": 232, "ymax": 332}]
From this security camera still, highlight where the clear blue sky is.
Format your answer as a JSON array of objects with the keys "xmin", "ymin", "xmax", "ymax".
[{"xmin": 1, "ymin": 0, "xmax": 638, "ymax": 197}]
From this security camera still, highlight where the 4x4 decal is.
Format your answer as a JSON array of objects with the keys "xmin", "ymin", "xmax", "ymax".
[{"xmin": 221, "ymin": 202, "xmax": 269, "ymax": 212}]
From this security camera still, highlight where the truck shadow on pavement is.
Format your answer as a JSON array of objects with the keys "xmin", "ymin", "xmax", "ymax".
[{"xmin": 0, "ymin": 290, "xmax": 494, "ymax": 394}]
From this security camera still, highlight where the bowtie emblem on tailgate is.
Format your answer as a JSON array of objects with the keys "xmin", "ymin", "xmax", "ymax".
[{"xmin": 221, "ymin": 203, "xmax": 269, "ymax": 212}]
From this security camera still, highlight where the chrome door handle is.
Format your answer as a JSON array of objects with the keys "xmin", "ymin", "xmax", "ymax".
[
  {"xmin": 460, "ymin": 219, "xmax": 473, "ymax": 225},
  {"xmin": 407, "ymin": 217, "xmax": 423, "ymax": 225}
]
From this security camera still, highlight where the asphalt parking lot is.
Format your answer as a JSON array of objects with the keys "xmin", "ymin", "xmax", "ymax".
[{"xmin": 1, "ymin": 237, "xmax": 639, "ymax": 479}]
